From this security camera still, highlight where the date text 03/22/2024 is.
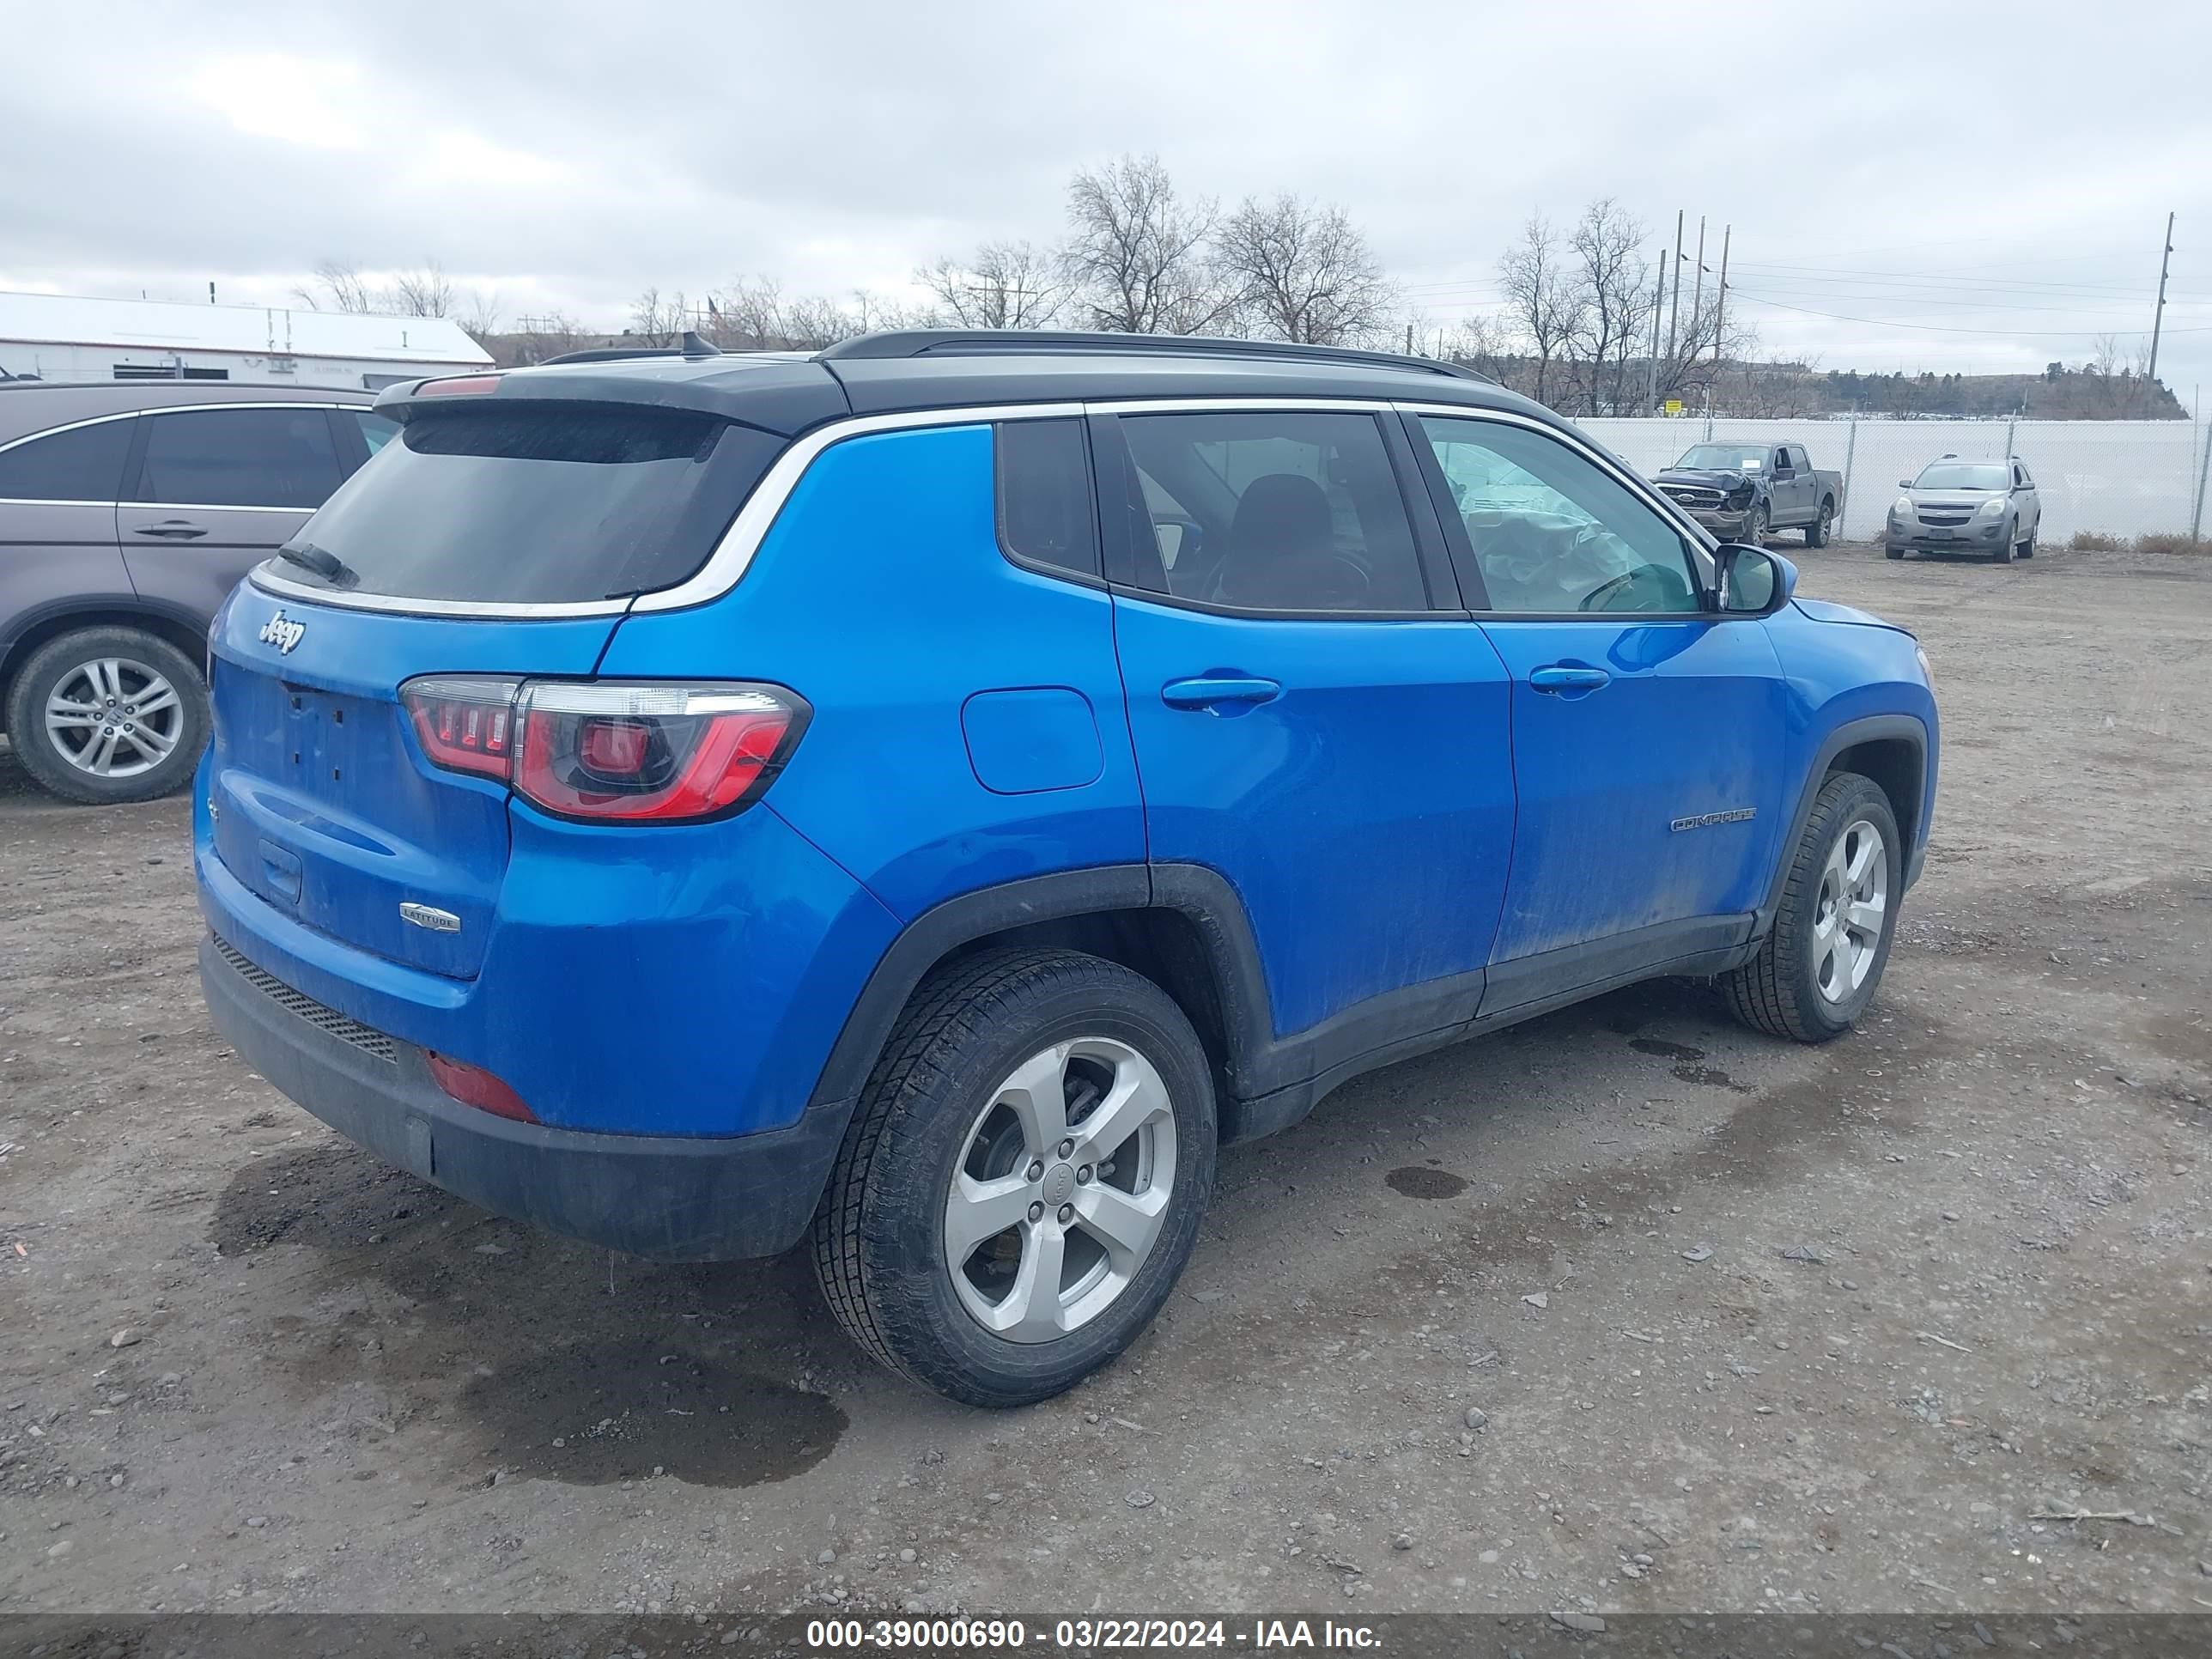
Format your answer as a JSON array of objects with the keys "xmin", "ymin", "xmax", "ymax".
[{"xmin": 805, "ymin": 1618, "xmax": 1381, "ymax": 1650}]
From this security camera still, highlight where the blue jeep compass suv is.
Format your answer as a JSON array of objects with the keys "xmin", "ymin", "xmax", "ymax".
[{"xmin": 195, "ymin": 331, "xmax": 1938, "ymax": 1406}]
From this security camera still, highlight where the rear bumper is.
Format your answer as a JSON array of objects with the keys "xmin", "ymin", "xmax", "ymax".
[{"xmin": 200, "ymin": 933, "xmax": 851, "ymax": 1261}]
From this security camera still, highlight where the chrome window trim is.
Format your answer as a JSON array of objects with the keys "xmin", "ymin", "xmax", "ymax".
[
  {"xmin": 629, "ymin": 401, "xmax": 1085, "ymax": 614},
  {"xmin": 252, "ymin": 400, "xmax": 1090, "ymax": 619},
  {"xmin": 244, "ymin": 392, "xmax": 1629, "ymax": 623},
  {"xmin": 0, "ymin": 401, "xmax": 362, "ymax": 508}
]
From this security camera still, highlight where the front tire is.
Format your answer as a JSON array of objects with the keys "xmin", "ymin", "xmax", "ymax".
[
  {"xmin": 2016, "ymin": 527, "xmax": 2036, "ymax": 559},
  {"xmin": 1743, "ymin": 504, "xmax": 1768, "ymax": 546},
  {"xmin": 3, "ymin": 627, "xmax": 208, "ymax": 805},
  {"xmin": 1992, "ymin": 523, "xmax": 2016, "ymax": 563},
  {"xmin": 812, "ymin": 948, "xmax": 1218, "ymax": 1407},
  {"xmin": 1884, "ymin": 544, "xmax": 1906, "ymax": 561},
  {"xmin": 1723, "ymin": 772, "xmax": 1902, "ymax": 1043}
]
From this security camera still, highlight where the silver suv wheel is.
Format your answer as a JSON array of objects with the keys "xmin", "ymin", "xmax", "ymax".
[
  {"xmin": 43, "ymin": 656, "xmax": 185, "ymax": 780},
  {"xmin": 945, "ymin": 1036, "xmax": 1177, "ymax": 1342},
  {"xmin": 1812, "ymin": 817, "xmax": 1887, "ymax": 1004}
]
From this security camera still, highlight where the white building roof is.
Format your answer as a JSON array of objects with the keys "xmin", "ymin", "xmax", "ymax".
[{"xmin": 0, "ymin": 289, "xmax": 493, "ymax": 367}]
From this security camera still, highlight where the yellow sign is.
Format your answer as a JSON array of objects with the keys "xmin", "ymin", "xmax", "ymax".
[{"xmin": 1662, "ymin": 398, "xmax": 1684, "ymax": 416}]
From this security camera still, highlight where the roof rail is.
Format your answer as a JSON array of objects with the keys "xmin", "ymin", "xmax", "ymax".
[{"xmin": 817, "ymin": 329, "xmax": 1492, "ymax": 383}]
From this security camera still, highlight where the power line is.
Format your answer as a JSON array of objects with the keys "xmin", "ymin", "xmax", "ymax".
[{"xmin": 1731, "ymin": 289, "xmax": 2212, "ymax": 337}]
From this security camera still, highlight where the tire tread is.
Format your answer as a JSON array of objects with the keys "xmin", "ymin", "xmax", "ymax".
[{"xmin": 1722, "ymin": 771, "xmax": 1895, "ymax": 1042}]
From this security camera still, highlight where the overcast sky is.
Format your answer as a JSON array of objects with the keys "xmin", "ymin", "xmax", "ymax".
[{"xmin": 7, "ymin": 0, "xmax": 2210, "ymax": 404}]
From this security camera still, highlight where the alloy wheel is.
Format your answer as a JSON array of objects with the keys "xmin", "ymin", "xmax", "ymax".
[
  {"xmin": 1812, "ymin": 817, "xmax": 1887, "ymax": 1004},
  {"xmin": 944, "ymin": 1036, "xmax": 1178, "ymax": 1343},
  {"xmin": 42, "ymin": 658, "xmax": 186, "ymax": 780}
]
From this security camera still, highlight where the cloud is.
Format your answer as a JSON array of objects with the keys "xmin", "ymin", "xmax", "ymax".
[
  {"xmin": 2, "ymin": 0, "xmax": 2207, "ymax": 393},
  {"xmin": 185, "ymin": 53, "xmax": 368, "ymax": 151}
]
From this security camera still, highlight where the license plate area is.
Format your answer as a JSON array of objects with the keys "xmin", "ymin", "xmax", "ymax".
[{"xmin": 276, "ymin": 683, "xmax": 377, "ymax": 794}]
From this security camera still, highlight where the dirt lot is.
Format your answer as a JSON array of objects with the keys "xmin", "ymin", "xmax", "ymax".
[{"xmin": 3, "ymin": 540, "xmax": 2210, "ymax": 1623}]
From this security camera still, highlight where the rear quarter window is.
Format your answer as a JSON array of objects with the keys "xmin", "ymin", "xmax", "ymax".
[
  {"xmin": 0, "ymin": 416, "xmax": 136, "ymax": 502},
  {"xmin": 275, "ymin": 403, "xmax": 786, "ymax": 605},
  {"xmin": 995, "ymin": 418, "xmax": 1098, "ymax": 579}
]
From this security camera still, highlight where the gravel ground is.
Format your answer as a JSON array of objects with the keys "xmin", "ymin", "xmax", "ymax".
[{"xmin": 2, "ymin": 540, "xmax": 2209, "ymax": 1620}]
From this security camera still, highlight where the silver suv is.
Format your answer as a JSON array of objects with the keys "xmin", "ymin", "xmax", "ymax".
[
  {"xmin": 1885, "ymin": 455, "xmax": 2043, "ymax": 563},
  {"xmin": 0, "ymin": 382, "xmax": 393, "ymax": 802}
]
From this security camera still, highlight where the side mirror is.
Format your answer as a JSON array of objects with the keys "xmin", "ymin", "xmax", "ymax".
[
  {"xmin": 1714, "ymin": 543, "xmax": 1796, "ymax": 617},
  {"xmin": 1899, "ymin": 477, "xmax": 1913, "ymax": 489}
]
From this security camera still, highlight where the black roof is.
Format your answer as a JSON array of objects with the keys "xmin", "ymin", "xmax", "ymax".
[{"xmin": 375, "ymin": 329, "xmax": 1548, "ymax": 437}]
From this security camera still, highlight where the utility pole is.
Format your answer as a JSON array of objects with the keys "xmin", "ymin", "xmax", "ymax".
[
  {"xmin": 1666, "ymin": 210, "xmax": 1684, "ymax": 363},
  {"xmin": 1690, "ymin": 217, "xmax": 1707, "ymax": 359},
  {"xmin": 1714, "ymin": 224, "xmax": 1732, "ymax": 372},
  {"xmin": 1406, "ymin": 322, "xmax": 1416, "ymax": 356},
  {"xmin": 1645, "ymin": 257, "xmax": 1666, "ymax": 411},
  {"xmin": 2148, "ymin": 210, "xmax": 2175, "ymax": 388}
]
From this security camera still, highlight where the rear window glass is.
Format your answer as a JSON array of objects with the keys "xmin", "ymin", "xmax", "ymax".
[{"xmin": 272, "ymin": 404, "xmax": 783, "ymax": 605}]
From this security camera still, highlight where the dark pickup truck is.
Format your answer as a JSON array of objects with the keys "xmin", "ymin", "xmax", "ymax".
[{"xmin": 1656, "ymin": 441, "xmax": 1843, "ymax": 547}]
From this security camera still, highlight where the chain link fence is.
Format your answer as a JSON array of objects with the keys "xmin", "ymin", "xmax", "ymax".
[{"xmin": 1577, "ymin": 416, "xmax": 2212, "ymax": 544}]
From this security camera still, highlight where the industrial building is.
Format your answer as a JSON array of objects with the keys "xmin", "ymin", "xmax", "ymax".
[{"xmin": 0, "ymin": 290, "xmax": 492, "ymax": 390}]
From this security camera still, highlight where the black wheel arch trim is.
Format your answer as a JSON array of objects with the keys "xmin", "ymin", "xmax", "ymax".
[
  {"xmin": 807, "ymin": 862, "xmax": 1332, "ymax": 1143},
  {"xmin": 1, "ymin": 593, "xmax": 214, "ymax": 682},
  {"xmin": 1756, "ymin": 714, "xmax": 1931, "ymax": 933}
]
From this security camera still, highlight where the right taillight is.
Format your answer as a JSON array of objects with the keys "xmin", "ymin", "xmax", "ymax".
[{"xmin": 398, "ymin": 677, "xmax": 807, "ymax": 824}]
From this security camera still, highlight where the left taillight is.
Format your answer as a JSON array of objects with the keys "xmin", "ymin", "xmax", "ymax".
[{"xmin": 398, "ymin": 677, "xmax": 807, "ymax": 824}]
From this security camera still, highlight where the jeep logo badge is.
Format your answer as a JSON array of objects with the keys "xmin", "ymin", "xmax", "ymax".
[{"xmin": 259, "ymin": 611, "xmax": 306, "ymax": 654}]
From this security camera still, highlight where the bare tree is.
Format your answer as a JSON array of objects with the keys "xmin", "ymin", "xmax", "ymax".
[
  {"xmin": 919, "ymin": 240, "xmax": 1066, "ymax": 329},
  {"xmin": 629, "ymin": 288, "xmax": 688, "ymax": 347},
  {"xmin": 1559, "ymin": 199, "xmax": 1655, "ymax": 415},
  {"xmin": 388, "ymin": 261, "xmax": 457, "ymax": 319},
  {"xmin": 1063, "ymin": 154, "xmax": 1233, "ymax": 334},
  {"xmin": 1213, "ymin": 194, "xmax": 1397, "ymax": 347},
  {"xmin": 1449, "ymin": 312, "xmax": 1516, "ymax": 382},
  {"xmin": 781, "ymin": 293, "xmax": 864, "ymax": 349},
  {"xmin": 455, "ymin": 288, "xmax": 503, "ymax": 344},
  {"xmin": 507, "ymin": 311, "xmax": 586, "ymax": 367},
  {"xmin": 1497, "ymin": 215, "xmax": 1583, "ymax": 407},
  {"xmin": 705, "ymin": 276, "xmax": 786, "ymax": 348},
  {"xmin": 294, "ymin": 259, "xmax": 375, "ymax": 314}
]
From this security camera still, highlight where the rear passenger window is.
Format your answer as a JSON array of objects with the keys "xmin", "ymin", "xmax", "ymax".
[
  {"xmin": 0, "ymin": 417, "xmax": 135, "ymax": 502},
  {"xmin": 995, "ymin": 418, "xmax": 1097, "ymax": 578},
  {"xmin": 1113, "ymin": 410, "xmax": 1427, "ymax": 613},
  {"xmin": 137, "ymin": 407, "xmax": 343, "ymax": 508}
]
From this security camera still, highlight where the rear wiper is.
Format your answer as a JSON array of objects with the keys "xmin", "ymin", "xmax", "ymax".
[{"xmin": 277, "ymin": 541, "xmax": 356, "ymax": 586}]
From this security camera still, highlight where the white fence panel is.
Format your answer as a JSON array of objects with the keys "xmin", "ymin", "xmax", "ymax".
[{"xmin": 1575, "ymin": 416, "xmax": 2209, "ymax": 544}]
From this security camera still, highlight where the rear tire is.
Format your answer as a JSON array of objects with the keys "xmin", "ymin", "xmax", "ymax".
[
  {"xmin": 1722, "ymin": 772, "xmax": 1902, "ymax": 1043},
  {"xmin": 1804, "ymin": 497, "xmax": 1833, "ymax": 548},
  {"xmin": 812, "ymin": 948, "xmax": 1218, "ymax": 1407},
  {"xmin": 3, "ymin": 627, "xmax": 207, "ymax": 805}
]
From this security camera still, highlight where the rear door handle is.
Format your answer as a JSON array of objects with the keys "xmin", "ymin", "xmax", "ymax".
[
  {"xmin": 1529, "ymin": 665, "xmax": 1612, "ymax": 695},
  {"xmin": 1161, "ymin": 675, "xmax": 1282, "ymax": 711},
  {"xmin": 133, "ymin": 520, "xmax": 208, "ymax": 539}
]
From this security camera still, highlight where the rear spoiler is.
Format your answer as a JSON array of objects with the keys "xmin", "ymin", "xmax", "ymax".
[{"xmin": 372, "ymin": 354, "xmax": 852, "ymax": 438}]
